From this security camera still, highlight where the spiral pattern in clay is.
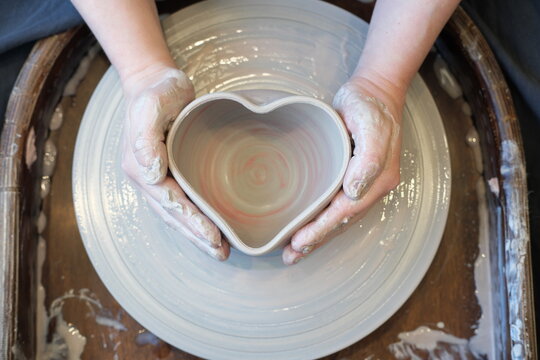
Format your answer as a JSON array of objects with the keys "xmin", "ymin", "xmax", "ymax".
[{"xmin": 173, "ymin": 100, "xmax": 344, "ymax": 247}]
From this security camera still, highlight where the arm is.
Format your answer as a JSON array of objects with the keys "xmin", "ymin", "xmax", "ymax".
[
  {"xmin": 70, "ymin": 0, "xmax": 174, "ymax": 84},
  {"xmin": 71, "ymin": 0, "xmax": 230, "ymax": 260},
  {"xmin": 284, "ymin": 0, "xmax": 460, "ymax": 264},
  {"xmin": 352, "ymin": 0, "xmax": 461, "ymax": 113}
]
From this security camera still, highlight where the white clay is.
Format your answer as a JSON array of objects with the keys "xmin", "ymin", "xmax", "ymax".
[
  {"xmin": 25, "ymin": 127, "xmax": 37, "ymax": 170},
  {"xmin": 488, "ymin": 177, "xmax": 500, "ymax": 197},
  {"xmin": 500, "ymin": 140, "xmax": 529, "ymax": 359},
  {"xmin": 301, "ymin": 244, "xmax": 314, "ymax": 254},
  {"xmin": 469, "ymin": 178, "xmax": 496, "ymax": 358},
  {"xmin": 64, "ymin": 45, "xmax": 101, "ymax": 97},
  {"xmin": 161, "ymin": 189, "xmax": 189, "ymax": 217},
  {"xmin": 36, "ymin": 237, "xmax": 89, "ymax": 360},
  {"xmin": 37, "ymin": 212, "xmax": 47, "ymax": 234},
  {"xmin": 40, "ymin": 177, "xmax": 51, "ymax": 199},
  {"xmin": 433, "ymin": 55, "xmax": 463, "ymax": 99},
  {"xmin": 142, "ymin": 156, "xmax": 164, "ymax": 185},
  {"xmin": 49, "ymin": 105, "xmax": 64, "ymax": 131},
  {"xmin": 35, "ymin": 228, "xmax": 127, "ymax": 359},
  {"xmin": 466, "ymin": 127, "xmax": 483, "ymax": 174},
  {"xmin": 388, "ymin": 178, "xmax": 496, "ymax": 358},
  {"xmin": 95, "ymin": 316, "xmax": 127, "ymax": 332},
  {"xmin": 42, "ymin": 139, "xmax": 57, "ymax": 177},
  {"xmin": 36, "ymin": 288, "xmax": 121, "ymax": 360},
  {"xmin": 53, "ymin": 314, "xmax": 87, "ymax": 360},
  {"xmin": 135, "ymin": 330, "xmax": 160, "ymax": 346},
  {"xmin": 388, "ymin": 326, "xmax": 474, "ymax": 359}
]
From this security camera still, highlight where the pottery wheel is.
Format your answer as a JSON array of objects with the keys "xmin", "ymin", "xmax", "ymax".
[{"xmin": 72, "ymin": 1, "xmax": 451, "ymax": 359}]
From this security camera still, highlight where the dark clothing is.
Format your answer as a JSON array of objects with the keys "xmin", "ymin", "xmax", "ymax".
[
  {"xmin": 0, "ymin": 0, "xmax": 82, "ymax": 133},
  {"xmin": 0, "ymin": 0, "xmax": 82, "ymax": 53},
  {"xmin": 463, "ymin": 0, "xmax": 540, "ymax": 122}
]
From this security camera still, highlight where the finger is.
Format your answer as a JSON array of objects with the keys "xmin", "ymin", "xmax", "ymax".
[
  {"xmin": 144, "ymin": 191, "xmax": 230, "ymax": 261},
  {"xmin": 284, "ymin": 236, "xmax": 333, "ymax": 265},
  {"xmin": 122, "ymin": 138, "xmax": 222, "ymax": 248},
  {"xmin": 343, "ymin": 154, "xmax": 383, "ymax": 200},
  {"xmin": 292, "ymin": 169, "xmax": 400, "ymax": 256},
  {"xmin": 131, "ymin": 132, "xmax": 168, "ymax": 185},
  {"xmin": 342, "ymin": 108, "xmax": 401, "ymax": 200},
  {"xmin": 144, "ymin": 177, "xmax": 223, "ymax": 249},
  {"xmin": 289, "ymin": 168, "xmax": 400, "ymax": 262},
  {"xmin": 128, "ymin": 73, "xmax": 195, "ymax": 185},
  {"xmin": 291, "ymin": 191, "xmax": 364, "ymax": 253}
]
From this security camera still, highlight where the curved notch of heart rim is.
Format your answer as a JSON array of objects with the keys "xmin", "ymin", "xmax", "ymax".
[{"xmin": 166, "ymin": 91, "xmax": 351, "ymax": 256}]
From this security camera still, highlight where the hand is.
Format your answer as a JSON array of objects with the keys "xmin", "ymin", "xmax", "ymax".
[
  {"xmin": 121, "ymin": 65, "xmax": 230, "ymax": 260},
  {"xmin": 283, "ymin": 79, "xmax": 402, "ymax": 265}
]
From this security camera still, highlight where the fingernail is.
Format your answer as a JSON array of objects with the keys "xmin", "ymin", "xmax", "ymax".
[
  {"xmin": 293, "ymin": 256, "xmax": 303, "ymax": 264},
  {"xmin": 347, "ymin": 180, "xmax": 365, "ymax": 200},
  {"xmin": 302, "ymin": 245, "xmax": 314, "ymax": 254}
]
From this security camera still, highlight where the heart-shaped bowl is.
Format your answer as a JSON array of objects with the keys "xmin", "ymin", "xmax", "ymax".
[{"xmin": 167, "ymin": 90, "xmax": 351, "ymax": 256}]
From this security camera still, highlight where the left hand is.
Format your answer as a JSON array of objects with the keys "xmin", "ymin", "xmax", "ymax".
[{"xmin": 283, "ymin": 79, "xmax": 403, "ymax": 265}]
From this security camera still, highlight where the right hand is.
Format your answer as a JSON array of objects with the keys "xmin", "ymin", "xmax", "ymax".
[{"xmin": 121, "ymin": 65, "xmax": 230, "ymax": 260}]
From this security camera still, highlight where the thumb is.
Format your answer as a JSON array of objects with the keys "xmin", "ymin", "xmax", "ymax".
[
  {"xmin": 333, "ymin": 84, "xmax": 396, "ymax": 200},
  {"xmin": 343, "ymin": 154, "xmax": 383, "ymax": 200},
  {"xmin": 127, "ymin": 71, "xmax": 195, "ymax": 184}
]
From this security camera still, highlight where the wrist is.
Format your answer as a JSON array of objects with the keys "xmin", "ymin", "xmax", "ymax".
[
  {"xmin": 348, "ymin": 69, "xmax": 407, "ymax": 119},
  {"xmin": 120, "ymin": 61, "xmax": 180, "ymax": 98}
]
